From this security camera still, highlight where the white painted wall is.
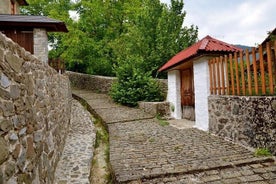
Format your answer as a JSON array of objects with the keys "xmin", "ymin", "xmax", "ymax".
[
  {"xmin": 193, "ymin": 57, "xmax": 210, "ymax": 131},
  {"xmin": 34, "ymin": 28, "xmax": 48, "ymax": 63},
  {"xmin": 167, "ymin": 70, "xmax": 182, "ymax": 119}
]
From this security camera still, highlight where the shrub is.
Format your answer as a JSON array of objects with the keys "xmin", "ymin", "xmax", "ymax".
[{"xmin": 110, "ymin": 59, "xmax": 165, "ymax": 107}]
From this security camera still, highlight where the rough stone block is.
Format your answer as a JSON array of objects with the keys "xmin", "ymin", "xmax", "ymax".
[
  {"xmin": 1, "ymin": 101, "xmax": 14, "ymax": 117},
  {"xmin": 17, "ymin": 148, "xmax": 26, "ymax": 172},
  {"xmin": 0, "ymin": 87, "xmax": 11, "ymax": 100},
  {"xmin": 0, "ymin": 119, "xmax": 12, "ymax": 132},
  {"xmin": 10, "ymin": 85, "xmax": 20, "ymax": 99},
  {"xmin": 138, "ymin": 101, "xmax": 170, "ymax": 117},
  {"xmin": 0, "ymin": 170, "xmax": 3, "ymax": 184},
  {"xmin": 0, "ymin": 48, "xmax": 4, "ymax": 62},
  {"xmin": 26, "ymin": 137, "xmax": 36, "ymax": 159},
  {"xmin": 4, "ymin": 161, "xmax": 16, "ymax": 180},
  {"xmin": 5, "ymin": 51, "xmax": 23, "ymax": 73},
  {"xmin": 0, "ymin": 73, "xmax": 10, "ymax": 89},
  {"xmin": 0, "ymin": 137, "xmax": 9, "ymax": 165},
  {"xmin": 12, "ymin": 144, "xmax": 21, "ymax": 159},
  {"xmin": 9, "ymin": 133, "xmax": 18, "ymax": 141}
]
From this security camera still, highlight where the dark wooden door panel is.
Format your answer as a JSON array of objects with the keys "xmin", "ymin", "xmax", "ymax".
[
  {"xmin": 181, "ymin": 68, "xmax": 194, "ymax": 106},
  {"xmin": 1, "ymin": 30, "xmax": 33, "ymax": 54}
]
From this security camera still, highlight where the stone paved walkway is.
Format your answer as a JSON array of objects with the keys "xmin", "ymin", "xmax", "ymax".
[
  {"xmin": 73, "ymin": 89, "xmax": 276, "ymax": 184},
  {"xmin": 54, "ymin": 99, "xmax": 96, "ymax": 184}
]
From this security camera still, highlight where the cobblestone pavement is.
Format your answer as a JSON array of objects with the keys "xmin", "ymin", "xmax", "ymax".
[
  {"xmin": 73, "ymin": 89, "xmax": 276, "ymax": 184},
  {"xmin": 54, "ymin": 99, "xmax": 96, "ymax": 184}
]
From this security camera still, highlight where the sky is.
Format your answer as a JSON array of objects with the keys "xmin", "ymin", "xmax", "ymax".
[{"xmin": 160, "ymin": 0, "xmax": 276, "ymax": 46}]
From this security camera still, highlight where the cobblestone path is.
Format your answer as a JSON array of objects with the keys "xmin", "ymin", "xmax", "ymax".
[
  {"xmin": 54, "ymin": 100, "xmax": 96, "ymax": 184},
  {"xmin": 73, "ymin": 89, "xmax": 276, "ymax": 184}
]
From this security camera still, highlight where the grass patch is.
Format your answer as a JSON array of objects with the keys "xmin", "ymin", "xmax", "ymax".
[
  {"xmin": 254, "ymin": 148, "xmax": 272, "ymax": 157},
  {"xmin": 104, "ymin": 143, "xmax": 114, "ymax": 183},
  {"xmin": 159, "ymin": 120, "xmax": 169, "ymax": 126},
  {"xmin": 156, "ymin": 114, "xmax": 169, "ymax": 126},
  {"xmin": 149, "ymin": 137, "xmax": 155, "ymax": 142},
  {"xmin": 90, "ymin": 117, "xmax": 114, "ymax": 184}
]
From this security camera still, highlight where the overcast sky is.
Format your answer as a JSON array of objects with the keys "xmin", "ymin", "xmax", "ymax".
[{"xmin": 160, "ymin": 0, "xmax": 276, "ymax": 46}]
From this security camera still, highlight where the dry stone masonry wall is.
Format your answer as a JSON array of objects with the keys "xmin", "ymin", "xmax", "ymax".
[
  {"xmin": 67, "ymin": 71, "xmax": 169, "ymax": 117},
  {"xmin": 209, "ymin": 95, "xmax": 276, "ymax": 155},
  {"xmin": 66, "ymin": 71, "xmax": 116, "ymax": 94},
  {"xmin": 0, "ymin": 32, "xmax": 71, "ymax": 183},
  {"xmin": 66, "ymin": 71, "xmax": 168, "ymax": 95}
]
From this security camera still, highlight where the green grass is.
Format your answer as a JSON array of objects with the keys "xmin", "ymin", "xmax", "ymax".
[
  {"xmin": 159, "ymin": 120, "xmax": 169, "ymax": 126},
  {"xmin": 149, "ymin": 137, "xmax": 155, "ymax": 142},
  {"xmin": 254, "ymin": 148, "xmax": 272, "ymax": 157},
  {"xmin": 88, "ymin": 115, "xmax": 113, "ymax": 183},
  {"xmin": 156, "ymin": 114, "xmax": 169, "ymax": 126}
]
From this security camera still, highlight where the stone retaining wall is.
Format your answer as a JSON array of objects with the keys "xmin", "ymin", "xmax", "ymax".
[
  {"xmin": 138, "ymin": 101, "xmax": 170, "ymax": 117},
  {"xmin": 0, "ymin": 33, "xmax": 71, "ymax": 183},
  {"xmin": 66, "ymin": 71, "xmax": 115, "ymax": 94},
  {"xmin": 66, "ymin": 71, "xmax": 168, "ymax": 95},
  {"xmin": 209, "ymin": 95, "xmax": 276, "ymax": 155}
]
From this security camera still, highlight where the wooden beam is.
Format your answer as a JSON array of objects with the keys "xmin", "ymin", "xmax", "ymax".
[
  {"xmin": 245, "ymin": 49, "xmax": 252, "ymax": 95},
  {"xmin": 266, "ymin": 42, "xmax": 274, "ymax": 94},
  {"xmin": 234, "ymin": 52, "xmax": 240, "ymax": 95},
  {"xmin": 259, "ymin": 45, "xmax": 266, "ymax": 95},
  {"xmin": 252, "ymin": 47, "xmax": 258, "ymax": 95}
]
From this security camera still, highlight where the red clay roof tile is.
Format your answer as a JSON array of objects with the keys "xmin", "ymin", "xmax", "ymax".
[{"xmin": 158, "ymin": 35, "xmax": 242, "ymax": 72}]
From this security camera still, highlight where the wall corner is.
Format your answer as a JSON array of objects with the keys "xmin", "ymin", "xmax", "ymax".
[{"xmin": 167, "ymin": 70, "xmax": 181, "ymax": 119}]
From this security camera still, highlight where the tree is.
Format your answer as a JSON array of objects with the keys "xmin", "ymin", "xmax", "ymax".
[
  {"xmin": 21, "ymin": 0, "xmax": 198, "ymax": 78},
  {"xmin": 111, "ymin": 0, "xmax": 198, "ymax": 77}
]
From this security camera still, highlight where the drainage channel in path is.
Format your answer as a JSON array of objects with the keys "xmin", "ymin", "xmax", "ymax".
[
  {"xmin": 54, "ymin": 99, "xmax": 113, "ymax": 184},
  {"xmin": 89, "ymin": 117, "xmax": 114, "ymax": 183},
  {"xmin": 76, "ymin": 97, "xmax": 114, "ymax": 184}
]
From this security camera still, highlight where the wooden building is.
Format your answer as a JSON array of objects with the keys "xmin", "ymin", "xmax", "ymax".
[
  {"xmin": 0, "ymin": 0, "xmax": 68, "ymax": 63},
  {"xmin": 159, "ymin": 36, "xmax": 241, "ymax": 130}
]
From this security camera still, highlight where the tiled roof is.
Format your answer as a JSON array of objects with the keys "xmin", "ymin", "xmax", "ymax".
[
  {"xmin": 159, "ymin": 35, "xmax": 242, "ymax": 72},
  {"xmin": 0, "ymin": 14, "xmax": 68, "ymax": 32}
]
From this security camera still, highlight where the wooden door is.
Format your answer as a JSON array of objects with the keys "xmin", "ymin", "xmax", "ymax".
[
  {"xmin": 1, "ymin": 30, "xmax": 34, "ymax": 54},
  {"xmin": 181, "ymin": 68, "xmax": 194, "ymax": 106}
]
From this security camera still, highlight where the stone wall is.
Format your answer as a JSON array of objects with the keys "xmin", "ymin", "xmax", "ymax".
[
  {"xmin": 66, "ymin": 71, "xmax": 116, "ymax": 94},
  {"xmin": 138, "ymin": 101, "xmax": 170, "ymax": 117},
  {"xmin": 0, "ymin": 32, "xmax": 71, "ymax": 183},
  {"xmin": 209, "ymin": 95, "xmax": 276, "ymax": 155},
  {"xmin": 66, "ymin": 71, "xmax": 168, "ymax": 95}
]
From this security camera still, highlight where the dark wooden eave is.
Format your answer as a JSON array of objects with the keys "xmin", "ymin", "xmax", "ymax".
[{"xmin": 0, "ymin": 14, "xmax": 68, "ymax": 32}]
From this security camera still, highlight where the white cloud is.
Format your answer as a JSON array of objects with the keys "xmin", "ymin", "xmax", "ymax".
[{"xmin": 162, "ymin": 0, "xmax": 276, "ymax": 46}]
